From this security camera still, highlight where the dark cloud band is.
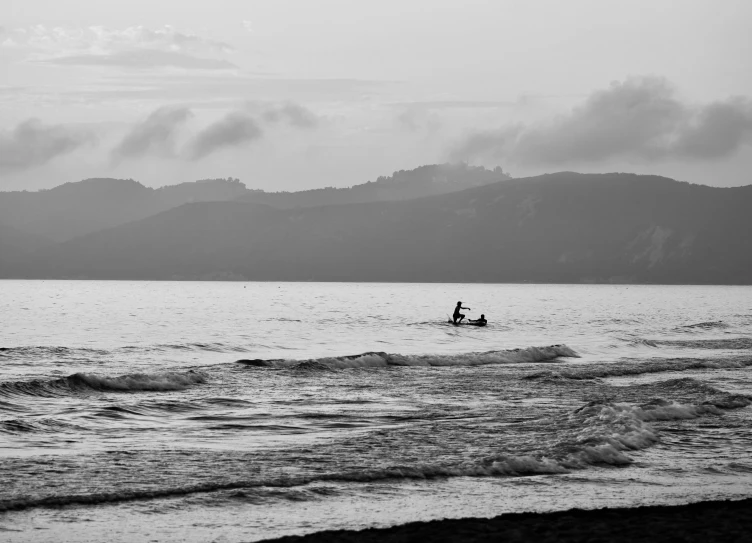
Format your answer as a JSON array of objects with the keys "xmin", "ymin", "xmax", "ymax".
[
  {"xmin": 186, "ymin": 113, "xmax": 263, "ymax": 160},
  {"xmin": 0, "ymin": 119, "xmax": 94, "ymax": 172},
  {"xmin": 450, "ymin": 77, "xmax": 752, "ymax": 165},
  {"xmin": 111, "ymin": 106, "xmax": 193, "ymax": 161}
]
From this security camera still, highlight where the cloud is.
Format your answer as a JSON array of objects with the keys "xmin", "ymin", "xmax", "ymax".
[
  {"xmin": 44, "ymin": 50, "xmax": 236, "ymax": 70},
  {"xmin": 108, "ymin": 103, "xmax": 317, "ymax": 162},
  {"xmin": 396, "ymin": 106, "xmax": 442, "ymax": 133},
  {"xmin": 449, "ymin": 77, "xmax": 752, "ymax": 165},
  {"xmin": 3, "ymin": 24, "xmax": 232, "ymax": 55},
  {"xmin": 112, "ymin": 106, "xmax": 193, "ymax": 161},
  {"xmin": 261, "ymin": 102, "xmax": 318, "ymax": 128},
  {"xmin": 671, "ymin": 98, "xmax": 752, "ymax": 159},
  {"xmin": 186, "ymin": 113, "xmax": 263, "ymax": 160},
  {"xmin": 91, "ymin": 25, "xmax": 233, "ymax": 55},
  {"xmin": 4, "ymin": 25, "xmax": 235, "ymax": 70},
  {"xmin": 0, "ymin": 119, "xmax": 94, "ymax": 172}
]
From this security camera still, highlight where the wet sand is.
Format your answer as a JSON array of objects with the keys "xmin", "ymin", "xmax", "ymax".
[{"xmin": 263, "ymin": 498, "xmax": 752, "ymax": 542}]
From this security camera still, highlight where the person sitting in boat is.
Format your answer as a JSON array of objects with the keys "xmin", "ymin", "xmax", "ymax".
[
  {"xmin": 469, "ymin": 314, "xmax": 487, "ymax": 326},
  {"xmin": 453, "ymin": 301, "xmax": 471, "ymax": 324}
]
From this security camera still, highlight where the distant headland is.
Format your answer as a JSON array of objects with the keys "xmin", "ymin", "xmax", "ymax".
[{"xmin": 1, "ymin": 165, "xmax": 750, "ymax": 284}]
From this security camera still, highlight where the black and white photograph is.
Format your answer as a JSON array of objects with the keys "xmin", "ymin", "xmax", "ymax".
[{"xmin": 1, "ymin": 1, "xmax": 752, "ymax": 541}]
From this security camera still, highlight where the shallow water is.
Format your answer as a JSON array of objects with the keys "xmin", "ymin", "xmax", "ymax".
[{"xmin": 1, "ymin": 281, "xmax": 751, "ymax": 541}]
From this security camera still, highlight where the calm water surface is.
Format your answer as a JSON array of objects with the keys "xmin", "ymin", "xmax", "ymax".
[{"xmin": 1, "ymin": 281, "xmax": 751, "ymax": 541}]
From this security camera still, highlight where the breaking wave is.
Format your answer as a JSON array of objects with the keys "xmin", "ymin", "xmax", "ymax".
[
  {"xmin": 2, "ymin": 393, "xmax": 745, "ymax": 513},
  {"xmin": 553, "ymin": 397, "xmax": 740, "ymax": 468},
  {"xmin": 0, "ymin": 370, "xmax": 206, "ymax": 398},
  {"xmin": 237, "ymin": 345, "xmax": 578, "ymax": 369}
]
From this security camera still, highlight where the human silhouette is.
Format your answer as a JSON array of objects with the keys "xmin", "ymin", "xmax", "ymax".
[
  {"xmin": 469, "ymin": 314, "xmax": 487, "ymax": 326},
  {"xmin": 453, "ymin": 301, "xmax": 471, "ymax": 324}
]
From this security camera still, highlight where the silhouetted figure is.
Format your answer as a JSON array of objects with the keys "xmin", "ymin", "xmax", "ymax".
[
  {"xmin": 453, "ymin": 301, "xmax": 471, "ymax": 324},
  {"xmin": 469, "ymin": 314, "xmax": 487, "ymax": 326}
]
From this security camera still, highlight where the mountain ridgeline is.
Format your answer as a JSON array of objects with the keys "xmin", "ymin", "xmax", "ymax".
[
  {"xmin": 0, "ymin": 164, "xmax": 508, "ymax": 242},
  {"xmin": 1, "ymin": 171, "xmax": 750, "ymax": 284},
  {"xmin": 234, "ymin": 164, "xmax": 510, "ymax": 208}
]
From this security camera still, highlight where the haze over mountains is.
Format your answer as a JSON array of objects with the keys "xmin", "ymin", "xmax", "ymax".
[
  {"xmin": 0, "ymin": 164, "xmax": 506, "ymax": 242},
  {"xmin": 1, "ymin": 165, "xmax": 750, "ymax": 284}
]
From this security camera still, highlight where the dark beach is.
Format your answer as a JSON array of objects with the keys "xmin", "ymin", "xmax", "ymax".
[{"xmin": 263, "ymin": 498, "xmax": 752, "ymax": 543}]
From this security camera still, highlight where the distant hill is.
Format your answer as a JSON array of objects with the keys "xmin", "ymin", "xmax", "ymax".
[
  {"xmin": 0, "ymin": 164, "xmax": 508, "ymax": 242},
  {"xmin": 156, "ymin": 177, "xmax": 248, "ymax": 208},
  {"xmin": 0, "ymin": 177, "xmax": 248, "ymax": 242},
  {"xmin": 234, "ymin": 164, "xmax": 511, "ymax": 208},
  {"xmin": 11, "ymin": 172, "xmax": 752, "ymax": 284}
]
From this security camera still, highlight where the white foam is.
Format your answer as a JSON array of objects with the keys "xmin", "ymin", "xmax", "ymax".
[
  {"xmin": 389, "ymin": 345, "xmax": 579, "ymax": 367},
  {"xmin": 267, "ymin": 345, "xmax": 579, "ymax": 370},
  {"xmin": 558, "ymin": 395, "xmax": 739, "ymax": 470}
]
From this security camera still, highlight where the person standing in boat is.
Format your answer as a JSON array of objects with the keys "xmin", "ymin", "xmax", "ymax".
[{"xmin": 453, "ymin": 301, "xmax": 471, "ymax": 324}]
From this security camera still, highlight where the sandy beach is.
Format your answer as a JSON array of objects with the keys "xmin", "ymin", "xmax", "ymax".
[{"xmin": 263, "ymin": 498, "xmax": 752, "ymax": 542}]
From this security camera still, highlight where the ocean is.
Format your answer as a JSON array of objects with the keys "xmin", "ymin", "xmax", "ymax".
[{"xmin": 1, "ymin": 280, "xmax": 751, "ymax": 541}]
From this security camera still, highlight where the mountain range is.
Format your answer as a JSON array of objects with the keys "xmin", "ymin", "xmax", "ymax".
[
  {"xmin": 1, "ymin": 167, "xmax": 750, "ymax": 284},
  {"xmin": 0, "ymin": 164, "xmax": 507, "ymax": 242}
]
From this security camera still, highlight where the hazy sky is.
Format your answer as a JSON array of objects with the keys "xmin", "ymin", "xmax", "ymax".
[{"xmin": 1, "ymin": 0, "xmax": 751, "ymax": 190}]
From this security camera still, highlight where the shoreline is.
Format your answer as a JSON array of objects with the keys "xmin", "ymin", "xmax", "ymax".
[{"xmin": 262, "ymin": 498, "xmax": 752, "ymax": 542}]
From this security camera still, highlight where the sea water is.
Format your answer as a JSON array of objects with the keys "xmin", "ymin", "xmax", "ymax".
[{"xmin": 1, "ymin": 281, "xmax": 751, "ymax": 541}]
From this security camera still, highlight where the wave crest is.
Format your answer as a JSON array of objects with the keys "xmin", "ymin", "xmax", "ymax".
[
  {"xmin": 0, "ymin": 371, "xmax": 205, "ymax": 398},
  {"xmin": 238, "ymin": 345, "xmax": 578, "ymax": 370},
  {"xmin": 67, "ymin": 371, "xmax": 205, "ymax": 392}
]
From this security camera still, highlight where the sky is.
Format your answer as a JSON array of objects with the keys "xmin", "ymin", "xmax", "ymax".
[{"xmin": 1, "ymin": 0, "xmax": 751, "ymax": 191}]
